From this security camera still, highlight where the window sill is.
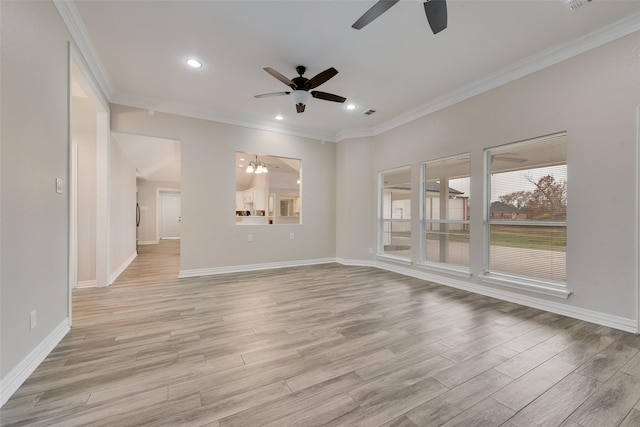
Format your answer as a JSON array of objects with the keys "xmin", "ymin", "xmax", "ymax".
[
  {"xmin": 416, "ymin": 262, "xmax": 472, "ymax": 279},
  {"xmin": 480, "ymin": 273, "xmax": 570, "ymax": 299},
  {"xmin": 376, "ymin": 254, "xmax": 412, "ymax": 266}
]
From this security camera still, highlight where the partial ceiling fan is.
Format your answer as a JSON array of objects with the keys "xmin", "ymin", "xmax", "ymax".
[
  {"xmin": 255, "ymin": 66, "xmax": 346, "ymax": 113},
  {"xmin": 352, "ymin": 0, "xmax": 447, "ymax": 35}
]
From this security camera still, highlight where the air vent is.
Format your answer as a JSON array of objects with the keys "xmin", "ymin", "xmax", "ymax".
[
  {"xmin": 565, "ymin": 0, "xmax": 591, "ymax": 10},
  {"xmin": 363, "ymin": 109, "xmax": 376, "ymax": 116}
]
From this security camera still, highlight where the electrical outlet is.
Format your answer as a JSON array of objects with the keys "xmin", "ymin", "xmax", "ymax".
[
  {"xmin": 247, "ymin": 234, "xmax": 253, "ymax": 242},
  {"xmin": 369, "ymin": 247, "xmax": 373, "ymax": 254},
  {"xmin": 30, "ymin": 310, "xmax": 37, "ymax": 330},
  {"xmin": 290, "ymin": 233, "xmax": 294, "ymax": 240},
  {"xmin": 55, "ymin": 178, "xmax": 63, "ymax": 194}
]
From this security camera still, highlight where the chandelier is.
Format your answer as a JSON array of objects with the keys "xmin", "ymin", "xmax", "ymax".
[{"xmin": 245, "ymin": 155, "xmax": 268, "ymax": 174}]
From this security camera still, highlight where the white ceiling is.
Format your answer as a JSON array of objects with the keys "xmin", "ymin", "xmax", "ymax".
[
  {"xmin": 65, "ymin": 1, "xmax": 640, "ymax": 181},
  {"xmin": 112, "ymin": 132, "xmax": 181, "ymax": 182}
]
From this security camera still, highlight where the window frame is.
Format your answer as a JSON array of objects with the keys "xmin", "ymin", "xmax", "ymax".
[
  {"xmin": 482, "ymin": 133, "xmax": 570, "ymax": 298},
  {"xmin": 377, "ymin": 166, "xmax": 412, "ymax": 263},
  {"xmin": 419, "ymin": 153, "xmax": 471, "ymax": 277}
]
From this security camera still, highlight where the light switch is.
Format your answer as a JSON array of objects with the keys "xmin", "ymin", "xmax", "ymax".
[{"xmin": 56, "ymin": 178, "xmax": 63, "ymax": 194}]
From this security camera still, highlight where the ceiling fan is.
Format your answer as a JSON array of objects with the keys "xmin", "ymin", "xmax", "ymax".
[
  {"xmin": 255, "ymin": 66, "xmax": 346, "ymax": 113},
  {"xmin": 352, "ymin": 0, "xmax": 447, "ymax": 34}
]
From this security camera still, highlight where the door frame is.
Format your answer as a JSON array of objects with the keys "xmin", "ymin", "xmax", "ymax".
[
  {"xmin": 68, "ymin": 44, "xmax": 111, "ymax": 324},
  {"xmin": 156, "ymin": 189, "xmax": 181, "ymax": 241}
]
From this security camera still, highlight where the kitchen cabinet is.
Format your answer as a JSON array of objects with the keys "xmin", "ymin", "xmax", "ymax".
[
  {"xmin": 242, "ymin": 189, "xmax": 253, "ymax": 203},
  {"xmin": 253, "ymin": 188, "xmax": 266, "ymax": 210},
  {"xmin": 236, "ymin": 192, "xmax": 244, "ymax": 210}
]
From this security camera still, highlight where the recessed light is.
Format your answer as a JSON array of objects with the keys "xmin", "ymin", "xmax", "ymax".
[
  {"xmin": 186, "ymin": 58, "xmax": 202, "ymax": 68},
  {"xmin": 346, "ymin": 103, "xmax": 357, "ymax": 110},
  {"xmin": 275, "ymin": 115, "xmax": 284, "ymax": 121}
]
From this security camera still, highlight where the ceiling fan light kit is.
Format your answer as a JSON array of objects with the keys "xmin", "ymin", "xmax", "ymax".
[
  {"xmin": 255, "ymin": 65, "xmax": 346, "ymax": 113},
  {"xmin": 256, "ymin": 0, "xmax": 450, "ymax": 115}
]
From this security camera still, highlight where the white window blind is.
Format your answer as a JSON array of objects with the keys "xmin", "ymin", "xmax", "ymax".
[{"xmin": 486, "ymin": 133, "xmax": 567, "ymax": 284}]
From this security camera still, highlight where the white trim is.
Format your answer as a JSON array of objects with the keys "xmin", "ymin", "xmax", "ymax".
[
  {"xmin": 53, "ymin": 0, "xmax": 113, "ymax": 101},
  {"xmin": 156, "ymin": 189, "xmax": 181, "ymax": 242},
  {"xmin": 76, "ymin": 280, "xmax": 97, "ymax": 288},
  {"xmin": 369, "ymin": 12, "xmax": 640, "ymax": 139},
  {"xmin": 480, "ymin": 274, "xmax": 570, "ymax": 299},
  {"xmin": 636, "ymin": 106, "xmax": 640, "ymax": 334},
  {"xmin": 416, "ymin": 262, "xmax": 472, "ymax": 279},
  {"xmin": 137, "ymin": 240, "xmax": 159, "ymax": 245},
  {"xmin": 67, "ymin": 44, "xmax": 76, "ymax": 326},
  {"xmin": 54, "ymin": 5, "xmax": 640, "ymax": 143},
  {"xmin": 0, "ymin": 319, "xmax": 70, "ymax": 408},
  {"xmin": 370, "ymin": 261, "xmax": 637, "ymax": 333},
  {"xmin": 179, "ymin": 258, "xmax": 335, "ymax": 278},
  {"xmin": 335, "ymin": 258, "xmax": 376, "ymax": 268},
  {"xmin": 179, "ymin": 255, "xmax": 636, "ymax": 334},
  {"xmin": 108, "ymin": 251, "xmax": 137, "ymax": 285},
  {"xmin": 110, "ymin": 95, "xmax": 337, "ymax": 143},
  {"xmin": 376, "ymin": 254, "xmax": 412, "ymax": 266}
]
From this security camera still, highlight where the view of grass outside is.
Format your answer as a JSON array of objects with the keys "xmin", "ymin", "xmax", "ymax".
[{"xmin": 489, "ymin": 225, "xmax": 565, "ymax": 252}]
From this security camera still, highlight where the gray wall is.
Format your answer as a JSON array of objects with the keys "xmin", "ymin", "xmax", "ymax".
[
  {"xmin": 335, "ymin": 137, "xmax": 375, "ymax": 261},
  {"xmin": 109, "ymin": 140, "xmax": 137, "ymax": 281},
  {"xmin": 357, "ymin": 32, "xmax": 640, "ymax": 322},
  {"xmin": 110, "ymin": 105, "xmax": 337, "ymax": 272},
  {"xmin": 1, "ymin": 0, "xmax": 71, "ymax": 384}
]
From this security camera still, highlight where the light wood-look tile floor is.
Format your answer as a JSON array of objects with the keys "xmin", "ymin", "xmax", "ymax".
[{"xmin": 3, "ymin": 240, "xmax": 640, "ymax": 426}]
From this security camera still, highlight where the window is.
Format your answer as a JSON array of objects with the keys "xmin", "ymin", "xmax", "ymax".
[
  {"xmin": 235, "ymin": 152, "xmax": 301, "ymax": 225},
  {"xmin": 422, "ymin": 154, "xmax": 470, "ymax": 270},
  {"xmin": 485, "ymin": 133, "xmax": 567, "ymax": 286},
  {"xmin": 379, "ymin": 167, "xmax": 411, "ymax": 260}
]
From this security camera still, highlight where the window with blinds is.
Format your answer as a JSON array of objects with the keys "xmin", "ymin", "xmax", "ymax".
[
  {"xmin": 379, "ymin": 167, "xmax": 411, "ymax": 260},
  {"xmin": 485, "ymin": 132, "xmax": 567, "ymax": 284},
  {"xmin": 422, "ymin": 154, "xmax": 471, "ymax": 270}
]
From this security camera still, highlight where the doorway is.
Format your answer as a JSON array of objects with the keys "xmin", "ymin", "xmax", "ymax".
[
  {"xmin": 160, "ymin": 192, "xmax": 181, "ymax": 239},
  {"xmin": 69, "ymin": 48, "xmax": 110, "ymax": 323}
]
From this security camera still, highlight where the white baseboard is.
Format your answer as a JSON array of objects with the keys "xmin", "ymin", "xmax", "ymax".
[
  {"xmin": 137, "ymin": 240, "xmax": 158, "ymax": 245},
  {"xmin": 369, "ymin": 260, "xmax": 638, "ymax": 334},
  {"xmin": 76, "ymin": 280, "xmax": 97, "ymax": 288},
  {"xmin": 179, "ymin": 257, "xmax": 335, "ymax": 278},
  {"xmin": 182, "ymin": 256, "xmax": 636, "ymax": 333},
  {"xmin": 0, "ymin": 318, "xmax": 70, "ymax": 407},
  {"xmin": 108, "ymin": 251, "xmax": 137, "ymax": 284},
  {"xmin": 334, "ymin": 257, "xmax": 376, "ymax": 268}
]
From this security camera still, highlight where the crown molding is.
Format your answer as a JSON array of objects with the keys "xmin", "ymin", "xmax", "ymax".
[
  {"xmin": 335, "ymin": 127, "xmax": 376, "ymax": 142},
  {"xmin": 371, "ymin": 11, "xmax": 640, "ymax": 137},
  {"xmin": 53, "ymin": 0, "xmax": 114, "ymax": 100},
  {"xmin": 111, "ymin": 93, "xmax": 338, "ymax": 142},
  {"xmin": 56, "ymin": 1, "xmax": 640, "ymax": 143}
]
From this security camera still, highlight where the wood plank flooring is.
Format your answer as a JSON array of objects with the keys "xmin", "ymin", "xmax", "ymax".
[{"xmin": 3, "ymin": 240, "xmax": 640, "ymax": 426}]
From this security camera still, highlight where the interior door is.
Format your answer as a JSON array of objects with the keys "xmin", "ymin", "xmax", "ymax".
[{"xmin": 160, "ymin": 193, "xmax": 181, "ymax": 239}]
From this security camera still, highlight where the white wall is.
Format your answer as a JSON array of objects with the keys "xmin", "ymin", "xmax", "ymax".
[
  {"xmin": 335, "ymin": 137, "xmax": 375, "ymax": 261},
  {"xmin": 1, "ymin": 0, "xmax": 71, "ymax": 401},
  {"xmin": 109, "ymin": 140, "xmax": 137, "ymax": 282},
  {"xmin": 350, "ymin": 32, "xmax": 640, "ymax": 325},
  {"xmin": 110, "ymin": 105, "xmax": 337, "ymax": 273},
  {"xmin": 136, "ymin": 178, "xmax": 181, "ymax": 244},
  {"xmin": 72, "ymin": 96, "xmax": 97, "ymax": 283}
]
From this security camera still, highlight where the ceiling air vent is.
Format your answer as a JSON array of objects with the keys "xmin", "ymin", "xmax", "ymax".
[
  {"xmin": 363, "ymin": 109, "xmax": 376, "ymax": 116},
  {"xmin": 565, "ymin": 0, "xmax": 591, "ymax": 9}
]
